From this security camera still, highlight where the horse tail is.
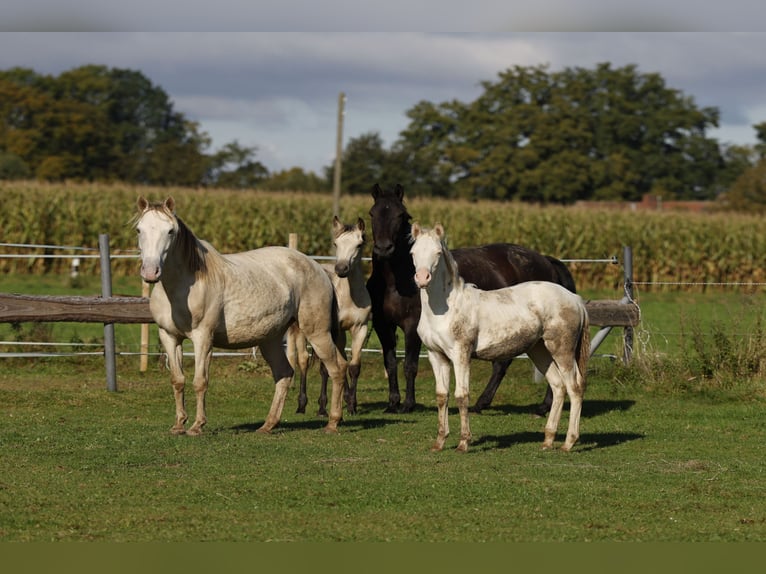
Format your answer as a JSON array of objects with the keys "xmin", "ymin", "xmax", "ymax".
[
  {"xmin": 546, "ymin": 255, "xmax": 577, "ymax": 294},
  {"xmin": 331, "ymin": 289, "xmax": 342, "ymax": 344},
  {"xmin": 575, "ymin": 307, "xmax": 590, "ymax": 393}
]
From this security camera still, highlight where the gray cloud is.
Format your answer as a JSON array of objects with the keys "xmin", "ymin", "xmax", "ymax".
[{"xmin": 1, "ymin": 31, "xmax": 766, "ymax": 172}]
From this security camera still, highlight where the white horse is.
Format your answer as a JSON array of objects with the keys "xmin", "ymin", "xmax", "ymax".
[
  {"xmin": 410, "ymin": 222, "xmax": 590, "ymax": 452},
  {"xmin": 134, "ymin": 196, "xmax": 348, "ymax": 435},
  {"xmin": 288, "ymin": 216, "xmax": 372, "ymax": 416}
]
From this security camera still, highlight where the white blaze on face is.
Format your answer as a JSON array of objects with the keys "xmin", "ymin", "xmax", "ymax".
[
  {"xmin": 136, "ymin": 209, "xmax": 177, "ymax": 283},
  {"xmin": 411, "ymin": 232, "xmax": 440, "ymax": 289}
]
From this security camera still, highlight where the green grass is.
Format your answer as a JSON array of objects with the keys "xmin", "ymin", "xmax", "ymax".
[
  {"xmin": 3, "ymin": 274, "xmax": 766, "ymax": 541},
  {"xmin": 1, "ymin": 353, "xmax": 765, "ymax": 542}
]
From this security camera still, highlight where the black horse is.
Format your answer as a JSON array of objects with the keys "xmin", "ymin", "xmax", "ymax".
[{"xmin": 366, "ymin": 183, "xmax": 577, "ymax": 415}]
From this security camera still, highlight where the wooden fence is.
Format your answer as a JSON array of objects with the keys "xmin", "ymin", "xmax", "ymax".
[{"xmin": 0, "ymin": 236, "xmax": 640, "ymax": 392}]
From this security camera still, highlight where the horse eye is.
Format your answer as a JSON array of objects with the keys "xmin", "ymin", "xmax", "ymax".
[{"xmin": 168, "ymin": 229, "xmax": 175, "ymax": 235}]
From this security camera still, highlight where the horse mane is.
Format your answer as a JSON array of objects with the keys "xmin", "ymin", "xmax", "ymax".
[
  {"xmin": 175, "ymin": 216, "xmax": 209, "ymax": 277},
  {"xmin": 436, "ymin": 231, "xmax": 463, "ymax": 289}
]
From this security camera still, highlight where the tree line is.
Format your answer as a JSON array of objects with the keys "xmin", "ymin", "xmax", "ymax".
[{"xmin": 1, "ymin": 63, "xmax": 765, "ymax": 208}]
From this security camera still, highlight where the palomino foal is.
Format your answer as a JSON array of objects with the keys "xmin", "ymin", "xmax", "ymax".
[
  {"xmin": 289, "ymin": 216, "xmax": 372, "ymax": 415},
  {"xmin": 410, "ymin": 222, "xmax": 590, "ymax": 452}
]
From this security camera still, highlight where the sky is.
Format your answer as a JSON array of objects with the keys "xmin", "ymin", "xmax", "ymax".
[{"xmin": 2, "ymin": 3, "xmax": 766, "ymax": 175}]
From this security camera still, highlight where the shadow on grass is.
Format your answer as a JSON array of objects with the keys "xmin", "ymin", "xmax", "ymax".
[
  {"xmin": 471, "ymin": 430, "xmax": 644, "ymax": 452},
  {"xmin": 228, "ymin": 415, "xmax": 416, "ymax": 434},
  {"xmin": 472, "ymin": 399, "xmax": 636, "ymax": 418}
]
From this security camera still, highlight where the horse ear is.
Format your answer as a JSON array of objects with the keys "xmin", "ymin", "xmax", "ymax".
[
  {"xmin": 357, "ymin": 217, "xmax": 365, "ymax": 232},
  {"xmin": 332, "ymin": 215, "xmax": 343, "ymax": 234},
  {"xmin": 435, "ymin": 223, "xmax": 445, "ymax": 239},
  {"xmin": 411, "ymin": 221, "xmax": 421, "ymax": 239},
  {"xmin": 137, "ymin": 196, "xmax": 148, "ymax": 212},
  {"xmin": 371, "ymin": 183, "xmax": 382, "ymax": 199},
  {"xmin": 164, "ymin": 197, "xmax": 175, "ymax": 213},
  {"xmin": 394, "ymin": 183, "xmax": 404, "ymax": 201}
]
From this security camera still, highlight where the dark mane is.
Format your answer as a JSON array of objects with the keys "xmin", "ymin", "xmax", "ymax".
[{"xmin": 175, "ymin": 216, "xmax": 208, "ymax": 277}]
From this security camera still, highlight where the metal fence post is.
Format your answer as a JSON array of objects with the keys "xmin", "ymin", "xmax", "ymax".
[
  {"xmin": 99, "ymin": 234, "xmax": 118, "ymax": 392},
  {"xmin": 622, "ymin": 245, "xmax": 634, "ymax": 364}
]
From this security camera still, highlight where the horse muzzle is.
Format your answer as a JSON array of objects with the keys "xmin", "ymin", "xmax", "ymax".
[
  {"xmin": 373, "ymin": 243, "xmax": 395, "ymax": 258},
  {"xmin": 140, "ymin": 262, "xmax": 162, "ymax": 283},
  {"xmin": 414, "ymin": 269, "xmax": 431, "ymax": 288},
  {"xmin": 334, "ymin": 262, "xmax": 350, "ymax": 277}
]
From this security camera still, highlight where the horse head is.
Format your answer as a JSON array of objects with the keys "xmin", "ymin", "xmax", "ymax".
[
  {"xmin": 332, "ymin": 215, "xmax": 366, "ymax": 278},
  {"xmin": 410, "ymin": 222, "xmax": 446, "ymax": 289},
  {"xmin": 369, "ymin": 183, "xmax": 411, "ymax": 259},
  {"xmin": 135, "ymin": 196, "xmax": 179, "ymax": 283}
]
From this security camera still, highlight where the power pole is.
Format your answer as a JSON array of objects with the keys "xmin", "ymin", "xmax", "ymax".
[{"xmin": 333, "ymin": 91, "xmax": 345, "ymax": 217}]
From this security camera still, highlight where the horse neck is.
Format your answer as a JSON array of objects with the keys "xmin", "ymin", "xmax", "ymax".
[
  {"xmin": 423, "ymin": 242, "xmax": 463, "ymax": 310},
  {"xmin": 164, "ymin": 217, "xmax": 208, "ymax": 284}
]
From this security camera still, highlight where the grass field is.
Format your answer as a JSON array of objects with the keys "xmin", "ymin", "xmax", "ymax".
[
  {"xmin": 2, "ymin": 272, "xmax": 766, "ymax": 542},
  {"xmin": 1, "ymin": 354, "xmax": 765, "ymax": 542}
]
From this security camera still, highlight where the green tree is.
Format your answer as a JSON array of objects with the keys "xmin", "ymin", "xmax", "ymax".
[
  {"xmin": 395, "ymin": 63, "xmax": 723, "ymax": 203},
  {"xmin": 0, "ymin": 65, "xmax": 213, "ymax": 185},
  {"xmin": 723, "ymin": 158, "xmax": 766, "ymax": 213},
  {"xmin": 259, "ymin": 167, "xmax": 329, "ymax": 192},
  {"xmin": 205, "ymin": 141, "xmax": 269, "ymax": 189},
  {"xmin": 326, "ymin": 132, "xmax": 388, "ymax": 196}
]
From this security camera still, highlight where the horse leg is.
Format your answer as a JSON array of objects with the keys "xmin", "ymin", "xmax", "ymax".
[
  {"xmin": 345, "ymin": 322, "xmax": 368, "ymax": 415},
  {"xmin": 159, "ymin": 329, "xmax": 187, "ymax": 435},
  {"xmin": 318, "ymin": 361, "xmax": 329, "ymax": 417},
  {"xmin": 186, "ymin": 331, "xmax": 214, "ymax": 436},
  {"xmin": 305, "ymin": 330, "xmax": 348, "ymax": 433},
  {"xmin": 561, "ymin": 370, "xmax": 583, "ymax": 452},
  {"xmin": 375, "ymin": 322, "xmax": 401, "ymax": 412},
  {"xmin": 257, "ymin": 337, "xmax": 295, "ymax": 433},
  {"xmin": 287, "ymin": 325, "xmax": 310, "ymax": 415},
  {"xmin": 400, "ymin": 325, "xmax": 422, "ymax": 413},
  {"xmin": 536, "ymin": 384, "xmax": 554, "ymax": 418},
  {"xmin": 452, "ymin": 350, "xmax": 473, "ymax": 452},
  {"xmin": 471, "ymin": 358, "xmax": 511, "ymax": 413},
  {"xmin": 428, "ymin": 350, "xmax": 452, "ymax": 452},
  {"xmin": 528, "ymin": 342, "xmax": 565, "ymax": 450}
]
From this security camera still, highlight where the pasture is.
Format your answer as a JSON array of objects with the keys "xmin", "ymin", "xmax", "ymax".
[
  {"xmin": 1, "ymin": 352, "xmax": 765, "ymax": 542},
  {"xmin": 2, "ymin": 183, "xmax": 766, "ymax": 543}
]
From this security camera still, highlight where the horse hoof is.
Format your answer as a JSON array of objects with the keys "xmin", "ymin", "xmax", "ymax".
[
  {"xmin": 384, "ymin": 405, "xmax": 400, "ymax": 414},
  {"xmin": 170, "ymin": 426, "xmax": 186, "ymax": 435},
  {"xmin": 255, "ymin": 426, "xmax": 272, "ymax": 435},
  {"xmin": 323, "ymin": 425, "xmax": 339, "ymax": 434}
]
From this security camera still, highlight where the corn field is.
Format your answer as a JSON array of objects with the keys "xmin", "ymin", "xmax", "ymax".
[{"xmin": 2, "ymin": 181, "xmax": 765, "ymax": 292}]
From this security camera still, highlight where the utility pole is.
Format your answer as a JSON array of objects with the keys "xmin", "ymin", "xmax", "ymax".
[{"xmin": 333, "ymin": 91, "xmax": 345, "ymax": 217}]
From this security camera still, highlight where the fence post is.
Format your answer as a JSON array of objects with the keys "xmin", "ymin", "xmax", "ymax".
[
  {"xmin": 140, "ymin": 280, "xmax": 150, "ymax": 372},
  {"xmin": 99, "ymin": 234, "xmax": 118, "ymax": 392},
  {"xmin": 622, "ymin": 245, "xmax": 634, "ymax": 364}
]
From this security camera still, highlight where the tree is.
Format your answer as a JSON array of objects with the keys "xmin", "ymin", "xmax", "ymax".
[
  {"xmin": 326, "ymin": 132, "xmax": 388, "ymax": 196},
  {"xmin": 258, "ymin": 167, "xmax": 329, "ymax": 192},
  {"xmin": 395, "ymin": 63, "xmax": 723, "ymax": 203},
  {"xmin": 722, "ymin": 159, "xmax": 766, "ymax": 213},
  {"xmin": 0, "ymin": 65, "xmax": 212, "ymax": 185},
  {"xmin": 205, "ymin": 141, "xmax": 269, "ymax": 189}
]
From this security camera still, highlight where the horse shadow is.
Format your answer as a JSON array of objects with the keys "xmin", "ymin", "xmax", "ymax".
[
  {"xmin": 228, "ymin": 414, "xmax": 415, "ymax": 434},
  {"xmin": 469, "ymin": 399, "xmax": 642, "ymax": 452},
  {"xmin": 471, "ymin": 430, "xmax": 644, "ymax": 452},
  {"xmin": 476, "ymin": 399, "xmax": 636, "ymax": 419}
]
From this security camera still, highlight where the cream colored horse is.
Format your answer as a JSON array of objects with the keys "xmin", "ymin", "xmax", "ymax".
[
  {"xmin": 134, "ymin": 196, "xmax": 347, "ymax": 435},
  {"xmin": 288, "ymin": 216, "xmax": 371, "ymax": 416},
  {"xmin": 410, "ymin": 223, "xmax": 590, "ymax": 452}
]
